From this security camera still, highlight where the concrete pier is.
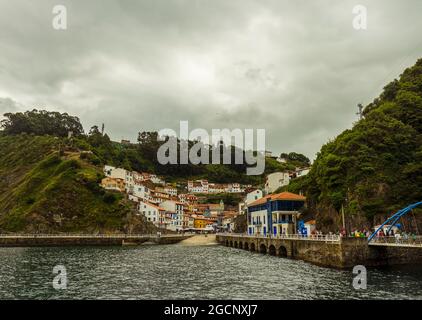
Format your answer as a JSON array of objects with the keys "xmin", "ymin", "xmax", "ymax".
[{"xmin": 217, "ymin": 234, "xmax": 422, "ymax": 269}]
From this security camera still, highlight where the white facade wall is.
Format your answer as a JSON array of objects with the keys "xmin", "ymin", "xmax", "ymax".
[
  {"xmin": 296, "ymin": 168, "xmax": 310, "ymax": 178},
  {"xmin": 138, "ymin": 201, "xmax": 160, "ymax": 224},
  {"xmin": 159, "ymin": 201, "xmax": 185, "ymax": 231},
  {"xmin": 245, "ymin": 190, "xmax": 263, "ymax": 205},
  {"xmin": 164, "ymin": 187, "xmax": 177, "ymax": 196},
  {"xmin": 248, "ymin": 209, "xmax": 269, "ymax": 236},
  {"xmin": 265, "ymin": 172, "xmax": 290, "ymax": 194},
  {"xmin": 132, "ymin": 184, "xmax": 150, "ymax": 200},
  {"xmin": 104, "ymin": 165, "xmax": 127, "ymax": 180}
]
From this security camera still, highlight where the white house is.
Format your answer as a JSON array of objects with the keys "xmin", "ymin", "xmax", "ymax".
[
  {"xmin": 296, "ymin": 168, "xmax": 310, "ymax": 178},
  {"xmin": 150, "ymin": 174, "xmax": 165, "ymax": 185},
  {"xmin": 264, "ymin": 172, "xmax": 290, "ymax": 194},
  {"xmin": 131, "ymin": 184, "xmax": 151, "ymax": 200},
  {"xmin": 246, "ymin": 189, "xmax": 263, "ymax": 205},
  {"xmin": 276, "ymin": 156, "xmax": 287, "ymax": 163},
  {"xmin": 104, "ymin": 165, "xmax": 135, "ymax": 192},
  {"xmin": 160, "ymin": 200, "xmax": 185, "ymax": 231},
  {"xmin": 238, "ymin": 189, "xmax": 263, "ymax": 215},
  {"xmin": 304, "ymin": 220, "xmax": 316, "ymax": 236},
  {"xmin": 104, "ymin": 165, "xmax": 127, "ymax": 180},
  {"xmin": 226, "ymin": 183, "xmax": 242, "ymax": 193},
  {"xmin": 164, "ymin": 186, "xmax": 178, "ymax": 197},
  {"xmin": 188, "ymin": 180, "xmax": 209, "ymax": 193},
  {"xmin": 208, "ymin": 183, "xmax": 225, "ymax": 193},
  {"xmin": 128, "ymin": 194, "xmax": 140, "ymax": 202},
  {"xmin": 222, "ymin": 217, "xmax": 234, "ymax": 231},
  {"xmin": 137, "ymin": 201, "xmax": 165, "ymax": 227}
]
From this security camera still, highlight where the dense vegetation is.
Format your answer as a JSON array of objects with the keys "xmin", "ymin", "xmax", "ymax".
[
  {"xmin": 279, "ymin": 152, "xmax": 310, "ymax": 167},
  {"xmin": 1, "ymin": 109, "xmax": 83, "ymax": 137},
  {"xmin": 287, "ymin": 58, "xmax": 422, "ymax": 231},
  {"xmin": 1, "ymin": 110, "xmax": 296, "ymax": 185},
  {"xmin": 0, "ymin": 134, "xmax": 157, "ymax": 233}
]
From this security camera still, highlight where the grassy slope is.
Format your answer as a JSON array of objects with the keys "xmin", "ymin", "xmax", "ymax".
[
  {"xmin": 295, "ymin": 59, "xmax": 422, "ymax": 231},
  {"xmin": 0, "ymin": 134, "xmax": 157, "ymax": 233}
]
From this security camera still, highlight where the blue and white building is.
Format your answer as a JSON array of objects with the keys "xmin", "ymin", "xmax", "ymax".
[{"xmin": 247, "ymin": 192, "xmax": 306, "ymax": 236}]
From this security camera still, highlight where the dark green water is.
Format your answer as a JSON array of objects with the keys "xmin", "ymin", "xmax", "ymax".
[{"xmin": 0, "ymin": 243, "xmax": 421, "ymax": 299}]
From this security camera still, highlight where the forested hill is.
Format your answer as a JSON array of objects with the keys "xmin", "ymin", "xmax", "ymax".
[
  {"xmin": 0, "ymin": 110, "xmax": 306, "ymax": 186},
  {"xmin": 287, "ymin": 58, "xmax": 422, "ymax": 232},
  {"xmin": 0, "ymin": 134, "xmax": 162, "ymax": 233},
  {"xmin": 0, "ymin": 109, "xmax": 308, "ymax": 232}
]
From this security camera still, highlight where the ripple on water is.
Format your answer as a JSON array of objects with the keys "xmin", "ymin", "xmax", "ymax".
[{"xmin": 0, "ymin": 245, "xmax": 421, "ymax": 299}]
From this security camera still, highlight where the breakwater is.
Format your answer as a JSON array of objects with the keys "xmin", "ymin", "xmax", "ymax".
[{"xmin": 0, "ymin": 234, "xmax": 192, "ymax": 247}]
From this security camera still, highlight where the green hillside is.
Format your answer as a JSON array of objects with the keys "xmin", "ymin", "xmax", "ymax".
[
  {"xmin": 287, "ymin": 58, "xmax": 422, "ymax": 232},
  {"xmin": 0, "ymin": 134, "xmax": 156, "ymax": 233}
]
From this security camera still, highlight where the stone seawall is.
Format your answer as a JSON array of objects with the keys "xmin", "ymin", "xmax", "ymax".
[
  {"xmin": 216, "ymin": 235, "xmax": 422, "ymax": 269},
  {"xmin": 366, "ymin": 244, "xmax": 422, "ymax": 266},
  {"xmin": 0, "ymin": 235, "xmax": 192, "ymax": 247}
]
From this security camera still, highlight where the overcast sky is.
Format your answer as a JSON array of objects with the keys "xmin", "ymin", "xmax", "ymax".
[{"xmin": 1, "ymin": 0, "xmax": 421, "ymax": 160}]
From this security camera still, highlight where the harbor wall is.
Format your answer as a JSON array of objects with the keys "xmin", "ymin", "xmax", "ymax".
[
  {"xmin": 0, "ymin": 235, "xmax": 191, "ymax": 247},
  {"xmin": 216, "ymin": 234, "xmax": 422, "ymax": 269}
]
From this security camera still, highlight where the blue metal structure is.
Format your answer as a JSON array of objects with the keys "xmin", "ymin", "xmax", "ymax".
[{"xmin": 368, "ymin": 201, "xmax": 422, "ymax": 242}]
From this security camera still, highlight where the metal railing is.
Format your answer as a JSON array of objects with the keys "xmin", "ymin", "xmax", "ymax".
[
  {"xmin": 0, "ymin": 233, "xmax": 190, "ymax": 239},
  {"xmin": 369, "ymin": 236, "xmax": 422, "ymax": 247},
  {"xmin": 216, "ymin": 233, "xmax": 341, "ymax": 242}
]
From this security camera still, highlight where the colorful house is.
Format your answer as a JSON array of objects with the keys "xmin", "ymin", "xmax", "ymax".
[{"xmin": 247, "ymin": 191, "xmax": 305, "ymax": 236}]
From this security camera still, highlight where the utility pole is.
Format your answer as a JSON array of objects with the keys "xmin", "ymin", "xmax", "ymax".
[{"xmin": 356, "ymin": 103, "xmax": 364, "ymax": 120}]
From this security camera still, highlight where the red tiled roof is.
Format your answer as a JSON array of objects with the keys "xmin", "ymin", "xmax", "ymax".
[{"xmin": 248, "ymin": 192, "xmax": 306, "ymax": 207}]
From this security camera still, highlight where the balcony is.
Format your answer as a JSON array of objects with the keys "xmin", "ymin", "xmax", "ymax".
[{"xmin": 272, "ymin": 220, "xmax": 293, "ymax": 224}]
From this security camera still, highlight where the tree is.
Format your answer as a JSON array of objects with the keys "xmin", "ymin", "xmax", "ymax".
[{"xmin": 1, "ymin": 109, "xmax": 84, "ymax": 137}]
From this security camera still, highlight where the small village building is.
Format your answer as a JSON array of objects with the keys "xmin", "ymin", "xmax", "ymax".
[
  {"xmin": 247, "ymin": 191, "xmax": 306, "ymax": 236},
  {"xmin": 164, "ymin": 186, "xmax": 178, "ymax": 197},
  {"xmin": 304, "ymin": 220, "xmax": 316, "ymax": 235},
  {"xmin": 160, "ymin": 200, "xmax": 185, "ymax": 231},
  {"xmin": 137, "ymin": 201, "xmax": 165, "ymax": 227},
  {"xmin": 296, "ymin": 167, "xmax": 310, "ymax": 178},
  {"xmin": 101, "ymin": 177, "xmax": 125, "ymax": 192},
  {"xmin": 264, "ymin": 172, "xmax": 290, "ymax": 194},
  {"xmin": 239, "ymin": 189, "xmax": 263, "ymax": 215}
]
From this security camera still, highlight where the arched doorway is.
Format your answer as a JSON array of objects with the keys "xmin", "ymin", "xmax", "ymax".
[
  {"xmin": 250, "ymin": 243, "xmax": 256, "ymax": 252},
  {"xmin": 259, "ymin": 244, "xmax": 267, "ymax": 254},
  {"xmin": 234, "ymin": 241, "xmax": 238, "ymax": 248},
  {"xmin": 244, "ymin": 242, "xmax": 249, "ymax": 250},
  {"xmin": 238, "ymin": 242, "xmax": 243, "ymax": 249},
  {"xmin": 279, "ymin": 246, "xmax": 288, "ymax": 257},
  {"xmin": 268, "ymin": 245, "xmax": 276, "ymax": 256}
]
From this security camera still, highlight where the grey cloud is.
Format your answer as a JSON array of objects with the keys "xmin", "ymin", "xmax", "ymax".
[
  {"xmin": 1, "ymin": 0, "xmax": 422, "ymax": 159},
  {"xmin": 0, "ymin": 97, "xmax": 21, "ymax": 115}
]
